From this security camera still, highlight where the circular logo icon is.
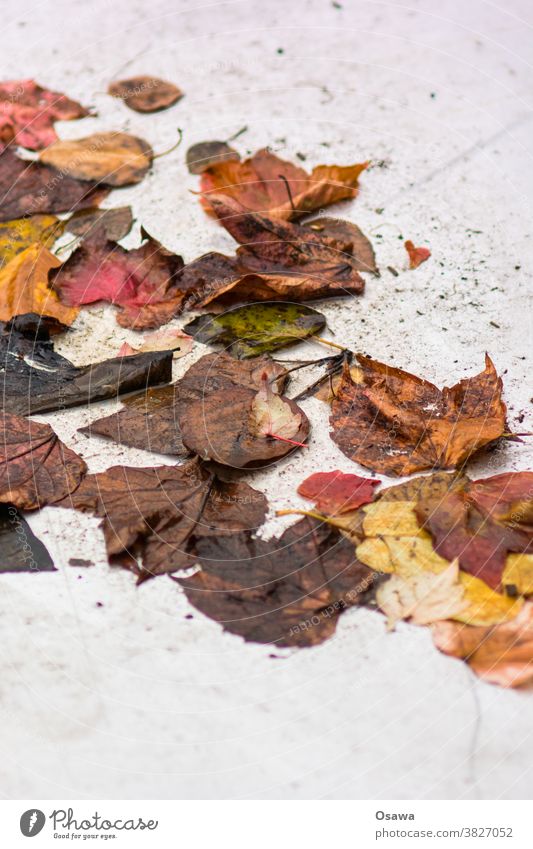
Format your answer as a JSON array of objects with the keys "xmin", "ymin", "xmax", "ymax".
[{"xmin": 20, "ymin": 810, "xmax": 46, "ymax": 837}]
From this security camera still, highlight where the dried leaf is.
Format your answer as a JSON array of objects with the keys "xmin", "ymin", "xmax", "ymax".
[
  {"xmin": 65, "ymin": 206, "xmax": 134, "ymax": 242},
  {"xmin": 433, "ymin": 603, "xmax": 533, "ymax": 687},
  {"xmin": 186, "ymin": 140, "xmax": 240, "ymax": 174},
  {"xmin": 330, "ymin": 354, "xmax": 506, "ymax": 476},
  {"xmin": 297, "ymin": 470, "xmax": 380, "ymax": 515},
  {"xmin": 183, "ymin": 302, "xmax": 326, "ymax": 358},
  {"xmin": 0, "ymin": 215, "xmax": 63, "ymax": 268},
  {"xmin": 304, "ymin": 217, "xmax": 377, "ymax": 274},
  {"xmin": 405, "ymin": 240, "xmax": 431, "ymax": 269},
  {"xmin": 179, "ymin": 516, "xmax": 379, "ymax": 647},
  {"xmin": 51, "ymin": 228, "xmax": 187, "ymax": 329},
  {"xmin": 0, "ymin": 313, "xmax": 173, "ymax": 415},
  {"xmin": 117, "ymin": 328, "xmax": 193, "ymax": 358},
  {"xmin": 503, "ymin": 554, "xmax": 533, "ymax": 596},
  {"xmin": 0, "ymin": 504, "xmax": 55, "ymax": 572},
  {"xmin": 59, "ymin": 458, "xmax": 267, "ymax": 581},
  {"xmin": 0, "ymin": 148, "xmax": 109, "ymax": 223},
  {"xmin": 109, "ymin": 76, "xmax": 183, "ymax": 112},
  {"xmin": 0, "ymin": 412, "xmax": 86, "ymax": 509},
  {"xmin": 250, "ymin": 372, "xmax": 303, "ymax": 443},
  {"xmin": 0, "ymin": 79, "xmax": 89, "ymax": 151},
  {"xmin": 199, "ymin": 146, "xmax": 368, "ymax": 220},
  {"xmin": 39, "ymin": 132, "xmax": 153, "ymax": 187},
  {"xmin": 0, "ymin": 244, "xmax": 79, "ymax": 324},
  {"xmin": 377, "ymin": 561, "xmax": 468, "ymax": 629}
]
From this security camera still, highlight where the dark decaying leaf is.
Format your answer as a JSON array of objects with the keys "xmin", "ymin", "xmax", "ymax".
[
  {"xmin": 330, "ymin": 354, "xmax": 507, "ymax": 476},
  {"xmin": 81, "ymin": 352, "xmax": 288, "ymax": 456},
  {"xmin": 109, "ymin": 76, "xmax": 183, "ymax": 113},
  {"xmin": 416, "ymin": 472, "xmax": 533, "ymax": 590},
  {"xmin": 178, "ymin": 516, "xmax": 380, "ymax": 647},
  {"xmin": 303, "ymin": 217, "xmax": 377, "ymax": 274},
  {"xmin": 0, "ymin": 313, "xmax": 172, "ymax": 415},
  {"xmin": 198, "ymin": 146, "xmax": 368, "ymax": 221},
  {"xmin": 0, "ymin": 149, "xmax": 109, "ymax": 223},
  {"xmin": 182, "ymin": 197, "xmax": 367, "ymax": 308},
  {"xmin": 51, "ymin": 228, "xmax": 188, "ymax": 329},
  {"xmin": 0, "ymin": 412, "xmax": 86, "ymax": 510},
  {"xmin": 297, "ymin": 470, "xmax": 380, "ymax": 515},
  {"xmin": 65, "ymin": 206, "xmax": 134, "ymax": 242},
  {"xmin": 186, "ymin": 141, "xmax": 240, "ymax": 174},
  {"xmin": 0, "ymin": 79, "xmax": 90, "ymax": 151},
  {"xmin": 58, "ymin": 458, "xmax": 268, "ymax": 581},
  {"xmin": 0, "ymin": 504, "xmax": 55, "ymax": 572},
  {"xmin": 183, "ymin": 302, "xmax": 326, "ymax": 359},
  {"xmin": 179, "ymin": 373, "xmax": 309, "ymax": 468}
]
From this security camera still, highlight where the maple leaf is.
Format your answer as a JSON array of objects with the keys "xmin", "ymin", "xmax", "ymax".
[
  {"xmin": 405, "ymin": 240, "xmax": 431, "ymax": 269},
  {"xmin": 297, "ymin": 470, "xmax": 380, "ymax": 515},
  {"xmin": 0, "ymin": 412, "xmax": 86, "ymax": 510},
  {"xmin": 198, "ymin": 146, "xmax": 368, "ymax": 220},
  {"xmin": 433, "ymin": 602, "xmax": 533, "ymax": 687},
  {"xmin": 178, "ymin": 516, "xmax": 380, "ymax": 647},
  {"xmin": 39, "ymin": 132, "xmax": 153, "ymax": 187},
  {"xmin": 59, "ymin": 458, "xmax": 267, "ymax": 582},
  {"xmin": 51, "ymin": 228, "xmax": 188, "ymax": 329},
  {"xmin": 108, "ymin": 76, "xmax": 183, "ymax": 112},
  {"xmin": 330, "ymin": 354, "xmax": 507, "ymax": 476},
  {"xmin": 0, "ymin": 149, "xmax": 108, "ymax": 223},
  {"xmin": 0, "ymin": 79, "xmax": 89, "ymax": 151},
  {"xmin": 0, "ymin": 243, "xmax": 78, "ymax": 325}
]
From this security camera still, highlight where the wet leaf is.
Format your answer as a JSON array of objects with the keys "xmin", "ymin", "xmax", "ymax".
[
  {"xmin": 51, "ymin": 228, "xmax": 187, "ymax": 329},
  {"xmin": 117, "ymin": 328, "xmax": 193, "ymax": 358},
  {"xmin": 0, "ymin": 215, "xmax": 63, "ymax": 268},
  {"xmin": 0, "ymin": 148, "xmax": 109, "ymax": 223},
  {"xmin": 416, "ymin": 472, "xmax": 533, "ymax": 590},
  {"xmin": 109, "ymin": 76, "xmax": 183, "ymax": 112},
  {"xmin": 0, "ymin": 412, "xmax": 86, "ymax": 510},
  {"xmin": 183, "ymin": 302, "xmax": 326, "ymax": 358},
  {"xmin": 0, "ymin": 504, "xmax": 55, "ymax": 572},
  {"xmin": 297, "ymin": 470, "xmax": 380, "ymax": 515},
  {"xmin": 330, "ymin": 354, "xmax": 507, "ymax": 476},
  {"xmin": 0, "ymin": 79, "xmax": 89, "ymax": 151},
  {"xmin": 65, "ymin": 206, "xmax": 134, "ymax": 242},
  {"xmin": 433, "ymin": 603, "xmax": 533, "ymax": 687},
  {"xmin": 405, "ymin": 240, "xmax": 431, "ymax": 269},
  {"xmin": 59, "ymin": 458, "xmax": 267, "ymax": 581},
  {"xmin": 0, "ymin": 313, "xmax": 173, "ymax": 415},
  {"xmin": 179, "ymin": 516, "xmax": 379, "ymax": 647},
  {"xmin": 377, "ymin": 561, "xmax": 468, "ymax": 629},
  {"xmin": 198, "ymin": 146, "xmax": 368, "ymax": 220},
  {"xmin": 0, "ymin": 244, "xmax": 79, "ymax": 324},
  {"xmin": 39, "ymin": 132, "xmax": 153, "ymax": 187},
  {"xmin": 186, "ymin": 140, "xmax": 240, "ymax": 174}
]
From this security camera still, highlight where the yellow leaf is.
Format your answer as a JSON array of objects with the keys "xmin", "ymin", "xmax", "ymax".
[
  {"xmin": 362, "ymin": 501, "xmax": 422, "ymax": 537},
  {"xmin": 39, "ymin": 132, "xmax": 153, "ymax": 187},
  {"xmin": 0, "ymin": 215, "xmax": 63, "ymax": 268},
  {"xmin": 377, "ymin": 561, "xmax": 468, "ymax": 629},
  {"xmin": 0, "ymin": 244, "xmax": 78, "ymax": 325},
  {"xmin": 502, "ymin": 554, "xmax": 533, "ymax": 596}
]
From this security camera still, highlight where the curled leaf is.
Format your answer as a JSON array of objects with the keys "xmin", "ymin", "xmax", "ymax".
[{"xmin": 405, "ymin": 240, "xmax": 431, "ymax": 269}]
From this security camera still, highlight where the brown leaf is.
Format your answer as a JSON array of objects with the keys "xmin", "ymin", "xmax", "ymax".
[
  {"xmin": 51, "ymin": 228, "xmax": 187, "ymax": 329},
  {"xmin": 0, "ymin": 412, "xmax": 86, "ymax": 510},
  {"xmin": 330, "ymin": 354, "xmax": 506, "ymax": 476},
  {"xmin": 108, "ymin": 76, "xmax": 183, "ymax": 112},
  {"xmin": 0, "ymin": 244, "xmax": 78, "ymax": 324},
  {"xmin": 39, "ymin": 132, "xmax": 153, "ymax": 187},
  {"xmin": 433, "ymin": 603, "xmax": 533, "ymax": 687},
  {"xmin": 199, "ymin": 146, "xmax": 368, "ymax": 220},
  {"xmin": 60, "ymin": 458, "xmax": 267, "ymax": 581},
  {"xmin": 0, "ymin": 148, "xmax": 109, "ymax": 223},
  {"xmin": 179, "ymin": 516, "xmax": 379, "ymax": 647},
  {"xmin": 416, "ymin": 473, "xmax": 533, "ymax": 590},
  {"xmin": 65, "ymin": 206, "xmax": 134, "ymax": 242},
  {"xmin": 304, "ymin": 217, "xmax": 377, "ymax": 274},
  {"xmin": 186, "ymin": 140, "xmax": 240, "ymax": 174},
  {"xmin": 0, "ymin": 79, "xmax": 89, "ymax": 151},
  {"xmin": 174, "ymin": 352, "xmax": 288, "ymax": 404}
]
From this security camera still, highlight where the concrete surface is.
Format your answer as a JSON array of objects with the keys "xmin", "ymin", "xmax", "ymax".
[{"xmin": 1, "ymin": 0, "xmax": 532, "ymax": 799}]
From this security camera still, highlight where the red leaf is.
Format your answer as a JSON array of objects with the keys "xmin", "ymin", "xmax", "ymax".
[
  {"xmin": 405, "ymin": 240, "xmax": 431, "ymax": 269},
  {"xmin": 298, "ymin": 470, "xmax": 380, "ymax": 515},
  {"xmin": 0, "ymin": 79, "xmax": 89, "ymax": 151}
]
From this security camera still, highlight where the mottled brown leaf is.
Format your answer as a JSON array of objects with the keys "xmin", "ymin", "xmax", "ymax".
[
  {"xmin": 39, "ymin": 132, "xmax": 153, "ymax": 187},
  {"xmin": 109, "ymin": 76, "xmax": 183, "ymax": 112}
]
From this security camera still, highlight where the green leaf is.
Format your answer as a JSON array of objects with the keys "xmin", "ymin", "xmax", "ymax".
[{"xmin": 183, "ymin": 302, "xmax": 326, "ymax": 358}]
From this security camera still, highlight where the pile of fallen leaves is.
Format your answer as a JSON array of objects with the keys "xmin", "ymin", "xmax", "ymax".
[{"xmin": 0, "ymin": 77, "xmax": 531, "ymax": 689}]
